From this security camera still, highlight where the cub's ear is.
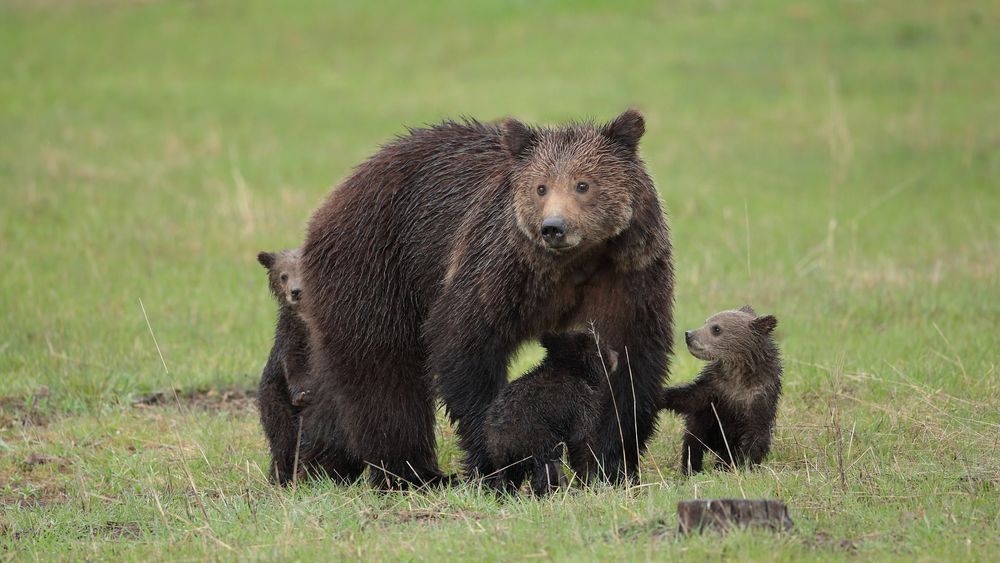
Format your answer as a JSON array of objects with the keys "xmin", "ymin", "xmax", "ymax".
[
  {"xmin": 751, "ymin": 315, "xmax": 778, "ymax": 334},
  {"xmin": 500, "ymin": 118, "xmax": 537, "ymax": 159},
  {"xmin": 601, "ymin": 108, "xmax": 645, "ymax": 154},
  {"xmin": 605, "ymin": 349, "xmax": 619, "ymax": 374},
  {"xmin": 257, "ymin": 251, "xmax": 275, "ymax": 269},
  {"xmin": 739, "ymin": 304, "xmax": 757, "ymax": 316}
]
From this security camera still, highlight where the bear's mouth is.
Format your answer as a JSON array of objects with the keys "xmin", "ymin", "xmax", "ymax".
[
  {"xmin": 686, "ymin": 342, "xmax": 711, "ymax": 360},
  {"xmin": 544, "ymin": 241, "xmax": 578, "ymax": 252},
  {"xmin": 542, "ymin": 234, "xmax": 582, "ymax": 253}
]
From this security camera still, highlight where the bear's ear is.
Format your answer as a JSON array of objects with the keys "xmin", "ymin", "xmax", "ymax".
[
  {"xmin": 605, "ymin": 348, "xmax": 619, "ymax": 374},
  {"xmin": 750, "ymin": 315, "xmax": 777, "ymax": 335},
  {"xmin": 257, "ymin": 251, "xmax": 275, "ymax": 269},
  {"xmin": 500, "ymin": 118, "xmax": 537, "ymax": 159},
  {"xmin": 739, "ymin": 304, "xmax": 757, "ymax": 316},
  {"xmin": 601, "ymin": 109, "xmax": 645, "ymax": 154}
]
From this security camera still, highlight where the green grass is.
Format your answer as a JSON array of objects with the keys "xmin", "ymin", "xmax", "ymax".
[{"xmin": 1, "ymin": 0, "xmax": 998, "ymax": 559}]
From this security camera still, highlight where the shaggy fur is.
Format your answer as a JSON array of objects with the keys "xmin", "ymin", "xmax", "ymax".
[
  {"xmin": 256, "ymin": 249, "xmax": 311, "ymax": 484},
  {"xmin": 299, "ymin": 110, "xmax": 673, "ymax": 488},
  {"xmin": 484, "ymin": 331, "xmax": 617, "ymax": 495},
  {"xmin": 658, "ymin": 305, "xmax": 782, "ymax": 474}
]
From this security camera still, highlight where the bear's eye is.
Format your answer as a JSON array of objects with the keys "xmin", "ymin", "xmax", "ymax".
[
  {"xmin": 575, "ymin": 181, "xmax": 589, "ymax": 193},
  {"xmin": 711, "ymin": 325, "xmax": 722, "ymax": 336},
  {"xmin": 536, "ymin": 185, "xmax": 547, "ymax": 196},
  {"xmin": 280, "ymin": 273, "xmax": 288, "ymax": 282}
]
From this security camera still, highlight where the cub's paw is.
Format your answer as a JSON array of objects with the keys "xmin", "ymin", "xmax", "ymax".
[{"xmin": 290, "ymin": 389, "xmax": 312, "ymax": 407}]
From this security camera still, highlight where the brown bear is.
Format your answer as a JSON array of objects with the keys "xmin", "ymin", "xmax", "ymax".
[
  {"xmin": 484, "ymin": 331, "xmax": 618, "ymax": 496},
  {"xmin": 298, "ymin": 109, "xmax": 673, "ymax": 488},
  {"xmin": 256, "ymin": 248, "xmax": 309, "ymax": 484},
  {"xmin": 657, "ymin": 305, "xmax": 781, "ymax": 475}
]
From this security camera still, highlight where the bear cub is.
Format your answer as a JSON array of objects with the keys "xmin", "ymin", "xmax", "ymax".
[
  {"xmin": 484, "ymin": 331, "xmax": 617, "ymax": 496},
  {"xmin": 258, "ymin": 249, "xmax": 313, "ymax": 405},
  {"xmin": 257, "ymin": 248, "xmax": 313, "ymax": 484},
  {"xmin": 658, "ymin": 305, "xmax": 781, "ymax": 475}
]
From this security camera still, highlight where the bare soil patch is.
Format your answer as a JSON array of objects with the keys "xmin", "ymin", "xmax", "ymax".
[{"xmin": 132, "ymin": 386, "xmax": 257, "ymax": 411}]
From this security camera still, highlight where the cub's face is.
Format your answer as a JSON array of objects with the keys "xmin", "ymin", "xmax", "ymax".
[
  {"xmin": 685, "ymin": 305, "xmax": 777, "ymax": 362},
  {"xmin": 503, "ymin": 110, "xmax": 646, "ymax": 254},
  {"xmin": 257, "ymin": 249, "xmax": 303, "ymax": 309}
]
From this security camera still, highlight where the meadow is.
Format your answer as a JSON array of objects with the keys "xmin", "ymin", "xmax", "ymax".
[{"xmin": 1, "ymin": 0, "xmax": 998, "ymax": 559}]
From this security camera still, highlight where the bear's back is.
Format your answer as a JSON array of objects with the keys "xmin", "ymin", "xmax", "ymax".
[{"xmin": 485, "ymin": 363, "xmax": 598, "ymax": 459}]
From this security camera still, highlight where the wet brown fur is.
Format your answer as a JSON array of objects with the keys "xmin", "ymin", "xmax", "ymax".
[
  {"xmin": 658, "ymin": 305, "xmax": 782, "ymax": 475},
  {"xmin": 256, "ymin": 249, "xmax": 317, "ymax": 484},
  {"xmin": 484, "ymin": 331, "xmax": 618, "ymax": 496},
  {"xmin": 299, "ymin": 110, "xmax": 673, "ymax": 488}
]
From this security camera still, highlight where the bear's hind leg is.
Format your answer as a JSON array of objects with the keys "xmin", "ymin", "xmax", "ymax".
[
  {"xmin": 296, "ymin": 390, "xmax": 364, "ymax": 484},
  {"xmin": 529, "ymin": 458, "xmax": 565, "ymax": 496},
  {"xmin": 567, "ymin": 439, "xmax": 598, "ymax": 485},
  {"xmin": 529, "ymin": 444, "xmax": 566, "ymax": 496},
  {"xmin": 258, "ymin": 357, "xmax": 300, "ymax": 485},
  {"xmin": 492, "ymin": 460, "xmax": 530, "ymax": 496},
  {"xmin": 680, "ymin": 416, "xmax": 712, "ymax": 476},
  {"xmin": 339, "ymin": 356, "xmax": 443, "ymax": 490}
]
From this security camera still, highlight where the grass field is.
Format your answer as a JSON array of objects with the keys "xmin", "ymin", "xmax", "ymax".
[{"xmin": 1, "ymin": 0, "xmax": 998, "ymax": 559}]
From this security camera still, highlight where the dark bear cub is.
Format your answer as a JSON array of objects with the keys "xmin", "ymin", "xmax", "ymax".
[
  {"xmin": 484, "ymin": 332, "xmax": 618, "ymax": 496},
  {"xmin": 257, "ymin": 248, "xmax": 313, "ymax": 484},
  {"xmin": 658, "ymin": 305, "xmax": 781, "ymax": 475}
]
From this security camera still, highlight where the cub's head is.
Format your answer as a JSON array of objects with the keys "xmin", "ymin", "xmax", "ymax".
[
  {"xmin": 684, "ymin": 305, "xmax": 778, "ymax": 362},
  {"xmin": 502, "ymin": 109, "xmax": 651, "ymax": 255},
  {"xmin": 540, "ymin": 331, "xmax": 619, "ymax": 380},
  {"xmin": 257, "ymin": 248, "xmax": 302, "ymax": 309}
]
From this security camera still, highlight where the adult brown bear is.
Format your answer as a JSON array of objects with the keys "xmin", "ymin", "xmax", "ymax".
[{"xmin": 298, "ymin": 110, "xmax": 673, "ymax": 488}]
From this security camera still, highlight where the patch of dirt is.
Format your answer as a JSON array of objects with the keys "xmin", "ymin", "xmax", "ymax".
[
  {"xmin": 364, "ymin": 508, "xmax": 483, "ymax": 528},
  {"xmin": 132, "ymin": 386, "xmax": 257, "ymax": 411},
  {"xmin": 805, "ymin": 531, "xmax": 860, "ymax": 553},
  {"xmin": 959, "ymin": 472, "xmax": 998, "ymax": 494},
  {"xmin": 88, "ymin": 521, "xmax": 144, "ymax": 540},
  {"xmin": 0, "ymin": 387, "xmax": 51, "ymax": 429},
  {"xmin": 0, "ymin": 521, "xmax": 33, "ymax": 543},
  {"xmin": 615, "ymin": 517, "xmax": 673, "ymax": 541},
  {"xmin": 0, "ymin": 479, "xmax": 68, "ymax": 509},
  {"xmin": 20, "ymin": 453, "xmax": 70, "ymax": 473}
]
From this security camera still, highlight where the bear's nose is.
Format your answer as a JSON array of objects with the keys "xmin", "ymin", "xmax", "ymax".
[
  {"xmin": 290, "ymin": 288, "xmax": 302, "ymax": 300},
  {"xmin": 540, "ymin": 217, "xmax": 566, "ymax": 243},
  {"xmin": 684, "ymin": 331, "xmax": 693, "ymax": 344}
]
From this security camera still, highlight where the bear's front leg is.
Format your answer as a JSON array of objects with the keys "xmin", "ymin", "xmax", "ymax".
[
  {"xmin": 580, "ymin": 257, "xmax": 673, "ymax": 484},
  {"xmin": 427, "ymin": 309, "xmax": 514, "ymax": 481},
  {"xmin": 658, "ymin": 380, "xmax": 713, "ymax": 415}
]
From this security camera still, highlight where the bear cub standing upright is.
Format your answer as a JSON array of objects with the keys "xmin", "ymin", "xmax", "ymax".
[
  {"xmin": 484, "ymin": 331, "xmax": 617, "ymax": 495},
  {"xmin": 257, "ymin": 248, "xmax": 313, "ymax": 484},
  {"xmin": 658, "ymin": 305, "xmax": 781, "ymax": 475}
]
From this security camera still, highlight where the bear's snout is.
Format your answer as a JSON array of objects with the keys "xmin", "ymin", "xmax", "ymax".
[
  {"xmin": 541, "ymin": 217, "xmax": 567, "ymax": 246},
  {"xmin": 290, "ymin": 288, "xmax": 302, "ymax": 301},
  {"xmin": 684, "ymin": 331, "xmax": 693, "ymax": 344}
]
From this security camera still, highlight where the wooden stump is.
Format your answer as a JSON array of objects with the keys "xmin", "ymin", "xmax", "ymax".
[{"xmin": 677, "ymin": 499, "xmax": 793, "ymax": 534}]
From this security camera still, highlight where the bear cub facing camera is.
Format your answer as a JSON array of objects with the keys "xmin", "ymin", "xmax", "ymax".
[
  {"xmin": 484, "ymin": 331, "xmax": 617, "ymax": 496},
  {"xmin": 257, "ymin": 248, "xmax": 314, "ymax": 484},
  {"xmin": 658, "ymin": 305, "xmax": 782, "ymax": 475},
  {"xmin": 258, "ymin": 249, "xmax": 313, "ymax": 406}
]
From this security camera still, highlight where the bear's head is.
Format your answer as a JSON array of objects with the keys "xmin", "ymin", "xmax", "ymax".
[
  {"xmin": 539, "ymin": 330, "xmax": 619, "ymax": 383},
  {"xmin": 502, "ymin": 109, "xmax": 656, "ymax": 261},
  {"xmin": 684, "ymin": 305, "xmax": 778, "ymax": 363},
  {"xmin": 257, "ymin": 248, "xmax": 303, "ymax": 309}
]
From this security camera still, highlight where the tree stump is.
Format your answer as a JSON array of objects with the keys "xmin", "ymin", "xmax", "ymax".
[{"xmin": 677, "ymin": 499, "xmax": 793, "ymax": 534}]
